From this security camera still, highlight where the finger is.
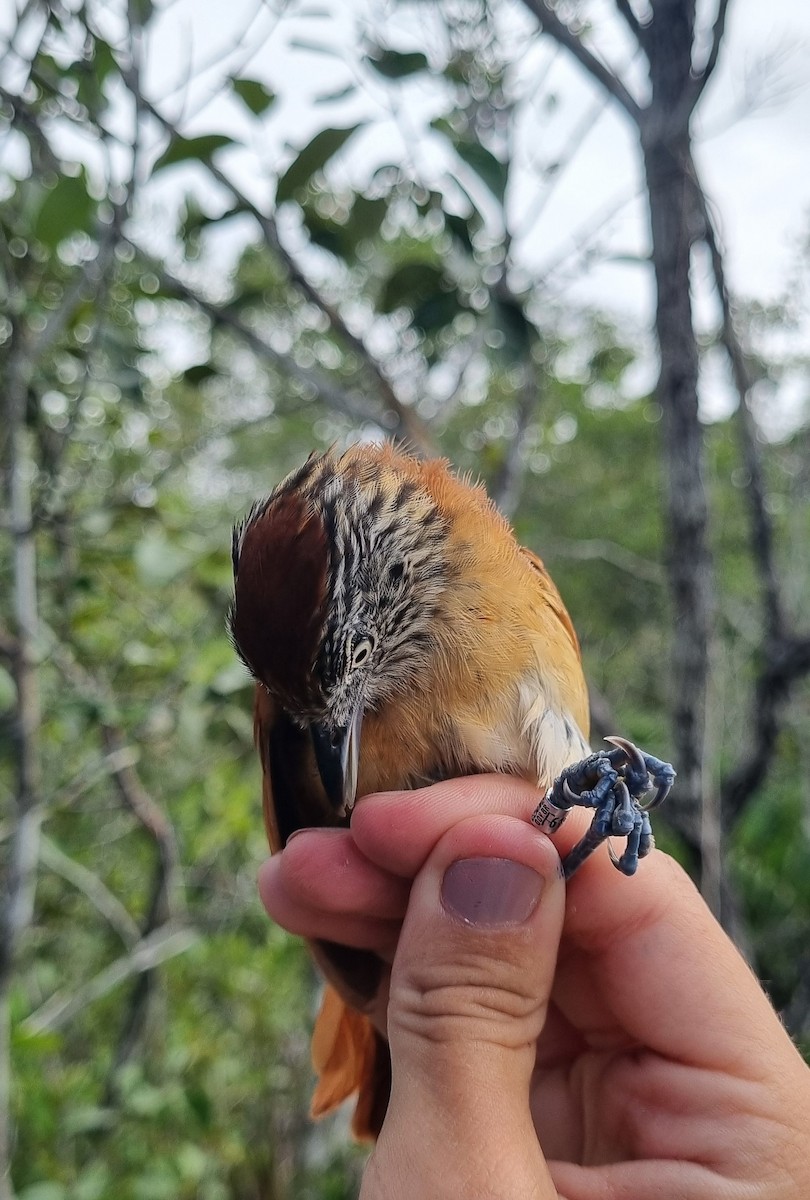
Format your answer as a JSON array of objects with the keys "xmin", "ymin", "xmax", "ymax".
[
  {"xmin": 363, "ymin": 815, "xmax": 564, "ymax": 1200},
  {"xmin": 556, "ymin": 846, "xmax": 808, "ymax": 1085},
  {"xmin": 548, "ymin": 1159, "xmax": 736, "ymax": 1200},
  {"xmin": 352, "ymin": 774, "xmax": 591, "ymax": 879},
  {"xmin": 258, "ymin": 853, "xmax": 402, "ymax": 956},
  {"xmin": 280, "ymin": 828, "xmax": 411, "ymax": 920}
]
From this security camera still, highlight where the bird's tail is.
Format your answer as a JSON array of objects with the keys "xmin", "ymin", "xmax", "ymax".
[{"xmin": 310, "ymin": 984, "xmax": 391, "ymax": 1140}]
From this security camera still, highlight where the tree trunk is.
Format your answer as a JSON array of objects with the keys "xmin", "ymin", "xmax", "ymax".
[{"xmin": 641, "ymin": 123, "xmax": 714, "ymax": 876}]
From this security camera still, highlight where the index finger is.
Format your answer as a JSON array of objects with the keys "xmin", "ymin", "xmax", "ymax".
[{"xmin": 351, "ymin": 775, "xmax": 591, "ymax": 876}]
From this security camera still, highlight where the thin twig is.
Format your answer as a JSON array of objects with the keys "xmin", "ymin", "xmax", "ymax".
[
  {"xmin": 127, "ymin": 247, "xmax": 382, "ymax": 427},
  {"xmin": 686, "ymin": 0, "xmax": 732, "ymax": 112},
  {"xmin": 699, "ymin": 190, "xmax": 784, "ymax": 641},
  {"xmin": 698, "ymin": 180, "xmax": 810, "ymax": 824},
  {"xmin": 39, "ymin": 836, "xmax": 141, "ymax": 948},
  {"xmin": 613, "ymin": 0, "xmax": 645, "ymax": 46},
  {"xmin": 118, "ymin": 71, "xmax": 433, "ymax": 452},
  {"xmin": 519, "ymin": 0, "xmax": 642, "ymax": 122},
  {"xmin": 543, "ymin": 537, "xmax": 663, "ymax": 585},
  {"xmin": 22, "ymin": 923, "xmax": 199, "ymax": 1035},
  {"xmin": 491, "ymin": 366, "xmax": 541, "ymax": 517}
]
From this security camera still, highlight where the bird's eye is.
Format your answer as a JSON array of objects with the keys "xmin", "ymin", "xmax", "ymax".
[
  {"xmin": 388, "ymin": 561, "xmax": 405, "ymax": 585},
  {"xmin": 351, "ymin": 638, "xmax": 373, "ymax": 669}
]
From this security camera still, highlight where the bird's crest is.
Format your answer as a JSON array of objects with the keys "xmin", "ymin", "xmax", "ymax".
[{"xmin": 230, "ymin": 489, "xmax": 329, "ymax": 711}]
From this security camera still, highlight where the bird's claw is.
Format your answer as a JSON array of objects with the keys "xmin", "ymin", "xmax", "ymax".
[{"xmin": 531, "ymin": 737, "xmax": 675, "ymax": 879}]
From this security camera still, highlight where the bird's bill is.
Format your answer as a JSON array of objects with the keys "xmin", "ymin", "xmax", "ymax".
[{"xmin": 310, "ymin": 705, "xmax": 363, "ymax": 815}]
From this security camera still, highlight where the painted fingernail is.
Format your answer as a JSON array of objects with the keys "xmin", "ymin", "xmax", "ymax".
[{"xmin": 441, "ymin": 858, "xmax": 543, "ymax": 927}]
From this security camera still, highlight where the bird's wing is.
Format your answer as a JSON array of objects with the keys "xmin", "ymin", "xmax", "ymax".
[
  {"xmin": 254, "ymin": 685, "xmax": 389, "ymax": 1138},
  {"xmin": 517, "ymin": 546, "xmax": 583, "ymax": 661}
]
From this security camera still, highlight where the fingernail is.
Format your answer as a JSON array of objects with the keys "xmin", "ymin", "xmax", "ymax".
[
  {"xmin": 441, "ymin": 858, "xmax": 543, "ymax": 927},
  {"xmin": 284, "ymin": 828, "xmax": 316, "ymax": 845}
]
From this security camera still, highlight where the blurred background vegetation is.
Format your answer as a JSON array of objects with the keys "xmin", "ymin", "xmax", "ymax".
[{"xmin": 1, "ymin": 0, "xmax": 808, "ymax": 1197}]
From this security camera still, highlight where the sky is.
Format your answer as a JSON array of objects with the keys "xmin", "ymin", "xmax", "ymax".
[
  {"xmin": 134, "ymin": 0, "xmax": 810, "ymax": 299},
  {"xmin": 3, "ymin": 0, "xmax": 809, "ymax": 428}
]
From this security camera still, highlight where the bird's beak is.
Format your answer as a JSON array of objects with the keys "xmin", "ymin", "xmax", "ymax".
[{"xmin": 311, "ymin": 704, "xmax": 363, "ymax": 815}]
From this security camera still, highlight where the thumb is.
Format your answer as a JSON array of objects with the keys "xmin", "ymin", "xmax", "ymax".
[{"xmin": 361, "ymin": 814, "xmax": 564, "ymax": 1200}]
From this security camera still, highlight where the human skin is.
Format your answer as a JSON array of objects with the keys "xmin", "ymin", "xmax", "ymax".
[{"xmin": 258, "ymin": 776, "xmax": 810, "ymax": 1199}]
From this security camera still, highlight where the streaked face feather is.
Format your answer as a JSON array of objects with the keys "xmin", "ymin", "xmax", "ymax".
[{"xmin": 230, "ymin": 451, "xmax": 450, "ymax": 728}]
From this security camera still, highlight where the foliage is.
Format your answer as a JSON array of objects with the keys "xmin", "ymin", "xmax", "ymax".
[{"xmin": 0, "ymin": 0, "xmax": 808, "ymax": 1196}]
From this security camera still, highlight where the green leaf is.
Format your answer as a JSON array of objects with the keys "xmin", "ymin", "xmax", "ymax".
[
  {"xmin": 184, "ymin": 1083, "xmax": 213, "ymax": 1128},
  {"xmin": 75, "ymin": 38, "xmax": 117, "ymax": 110},
  {"xmin": 365, "ymin": 47, "xmax": 429, "ymax": 78},
  {"xmin": 444, "ymin": 211, "xmax": 475, "ymax": 253},
  {"xmin": 153, "ymin": 134, "xmax": 237, "ymax": 174},
  {"xmin": 432, "ymin": 122, "xmax": 509, "ymax": 204},
  {"xmin": 454, "ymin": 141, "xmax": 509, "ymax": 204},
  {"xmin": 301, "ymin": 205, "xmax": 351, "ymax": 259},
  {"xmin": 64, "ymin": 1105, "xmax": 117, "ymax": 1136},
  {"xmin": 231, "ymin": 77, "xmax": 276, "ymax": 116},
  {"xmin": 347, "ymin": 194, "xmax": 387, "ymax": 240},
  {"xmin": 492, "ymin": 296, "xmax": 533, "ymax": 357},
  {"xmin": 182, "ymin": 362, "xmax": 219, "ymax": 385},
  {"xmin": 379, "ymin": 261, "xmax": 445, "ymax": 314},
  {"xmin": 412, "ymin": 290, "xmax": 464, "ymax": 333},
  {"xmin": 275, "ymin": 125, "xmax": 362, "ymax": 205},
  {"xmin": 34, "ymin": 171, "xmax": 94, "ymax": 248}
]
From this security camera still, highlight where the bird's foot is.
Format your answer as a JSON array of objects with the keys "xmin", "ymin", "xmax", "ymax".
[{"xmin": 531, "ymin": 737, "xmax": 675, "ymax": 880}]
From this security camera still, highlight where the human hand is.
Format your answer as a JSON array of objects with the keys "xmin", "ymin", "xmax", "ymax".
[{"xmin": 258, "ymin": 776, "xmax": 810, "ymax": 1198}]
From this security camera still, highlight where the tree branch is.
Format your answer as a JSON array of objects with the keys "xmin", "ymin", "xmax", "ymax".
[
  {"xmin": 613, "ymin": 0, "xmax": 647, "ymax": 49},
  {"xmin": 697, "ymin": 177, "xmax": 810, "ymax": 826},
  {"xmin": 699, "ymin": 190, "xmax": 784, "ymax": 641},
  {"xmin": 39, "ymin": 836, "xmax": 141, "ymax": 948},
  {"xmin": 491, "ymin": 365, "xmax": 541, "ymax": 518},
  {"xmin": 131, "ymin": 250, "xmax": 385, "ymax": 428},
  {"xmin": 518, "ymin": 0, "xmax": 643, "ymax": 123},
  {"xmin": 721, "ymin": 635, "xmax": 810, "ymax": 824},
  {"xmin": 686, "ymin": 0, "xmax": 732, "ymax": 112},
  {"xmin": 22, "ymin": 923, "xmax": 199, "ymax": 1035},
  {"xmin": 118, "ymin": 71, "xmax": 433, "ymax": 453}
]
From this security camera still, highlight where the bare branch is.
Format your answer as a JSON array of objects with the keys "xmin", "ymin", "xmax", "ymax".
[
  {"xmin": 699, "ymin": 193, "xmax": 783, "ymax": 641},
  {"xmin": 41, "ymin": 636, "xmax": 183, "ymax": 919},
  {"xmin": 518, "ymin": 0, "xmax": 643, "ymax": 123},
  {"xmin": 543, "ymin": 537, "xmax": 664, "ymax": 585},
  {"xmin": 118, "ymin": 72, "xmax": 433, "ymax": 453},
  {"xmin": 22, "ymin": 923, "xmax": 199, "ymax": 1035},
  {"xmin": 613, "ymin": 0, "xmax": 647, "ymax": 47},
  {"xmin": 100, "ymin": 726, "xmax": 180, "ymax": 921},
  {"xmin": 129, "ymin": 248, "xmax": 385, "ymax": 428},
  {"xmin": 39, "ymin": 836, "xmax": 141, "ymax": 948},
  {"xmin": 722, "ymin": 635, "xmax": 810, "ymax": 823},
  {"xmin": 52, "ymin": 746, "xmax": 142, "ymax": 814},
  {"xmin": 696, "ymin": 176, "xmax": 810, "ymax": 826},
  {"xmin": 1, "ymin": 386, "xmax": 43, "ymax": 996},
  {"xmin": 687, "ymin": 0, "xmax": 732, "ymax": 112},
  {"xmin": 514, "ymin": 91, "xmax": 612, "ymax": 244},
  {"xmin": 492, "ymin": 368, "xmax": 541, "ymax": 518}
]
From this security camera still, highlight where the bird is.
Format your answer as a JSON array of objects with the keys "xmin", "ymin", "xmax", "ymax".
[{"xmin": 229, "ymin": 441, "xmax": 672, "ymax": 1139}]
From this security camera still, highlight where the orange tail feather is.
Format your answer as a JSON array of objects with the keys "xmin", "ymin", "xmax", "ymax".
[{"xmin": 310, "ymin": 984, "xmax": 390, "ymax": 1141}]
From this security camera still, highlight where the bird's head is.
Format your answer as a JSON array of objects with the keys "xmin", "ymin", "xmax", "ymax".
[{"xmin": 229, "ymin": 449, "xmax": 450, "ymax": 813}]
